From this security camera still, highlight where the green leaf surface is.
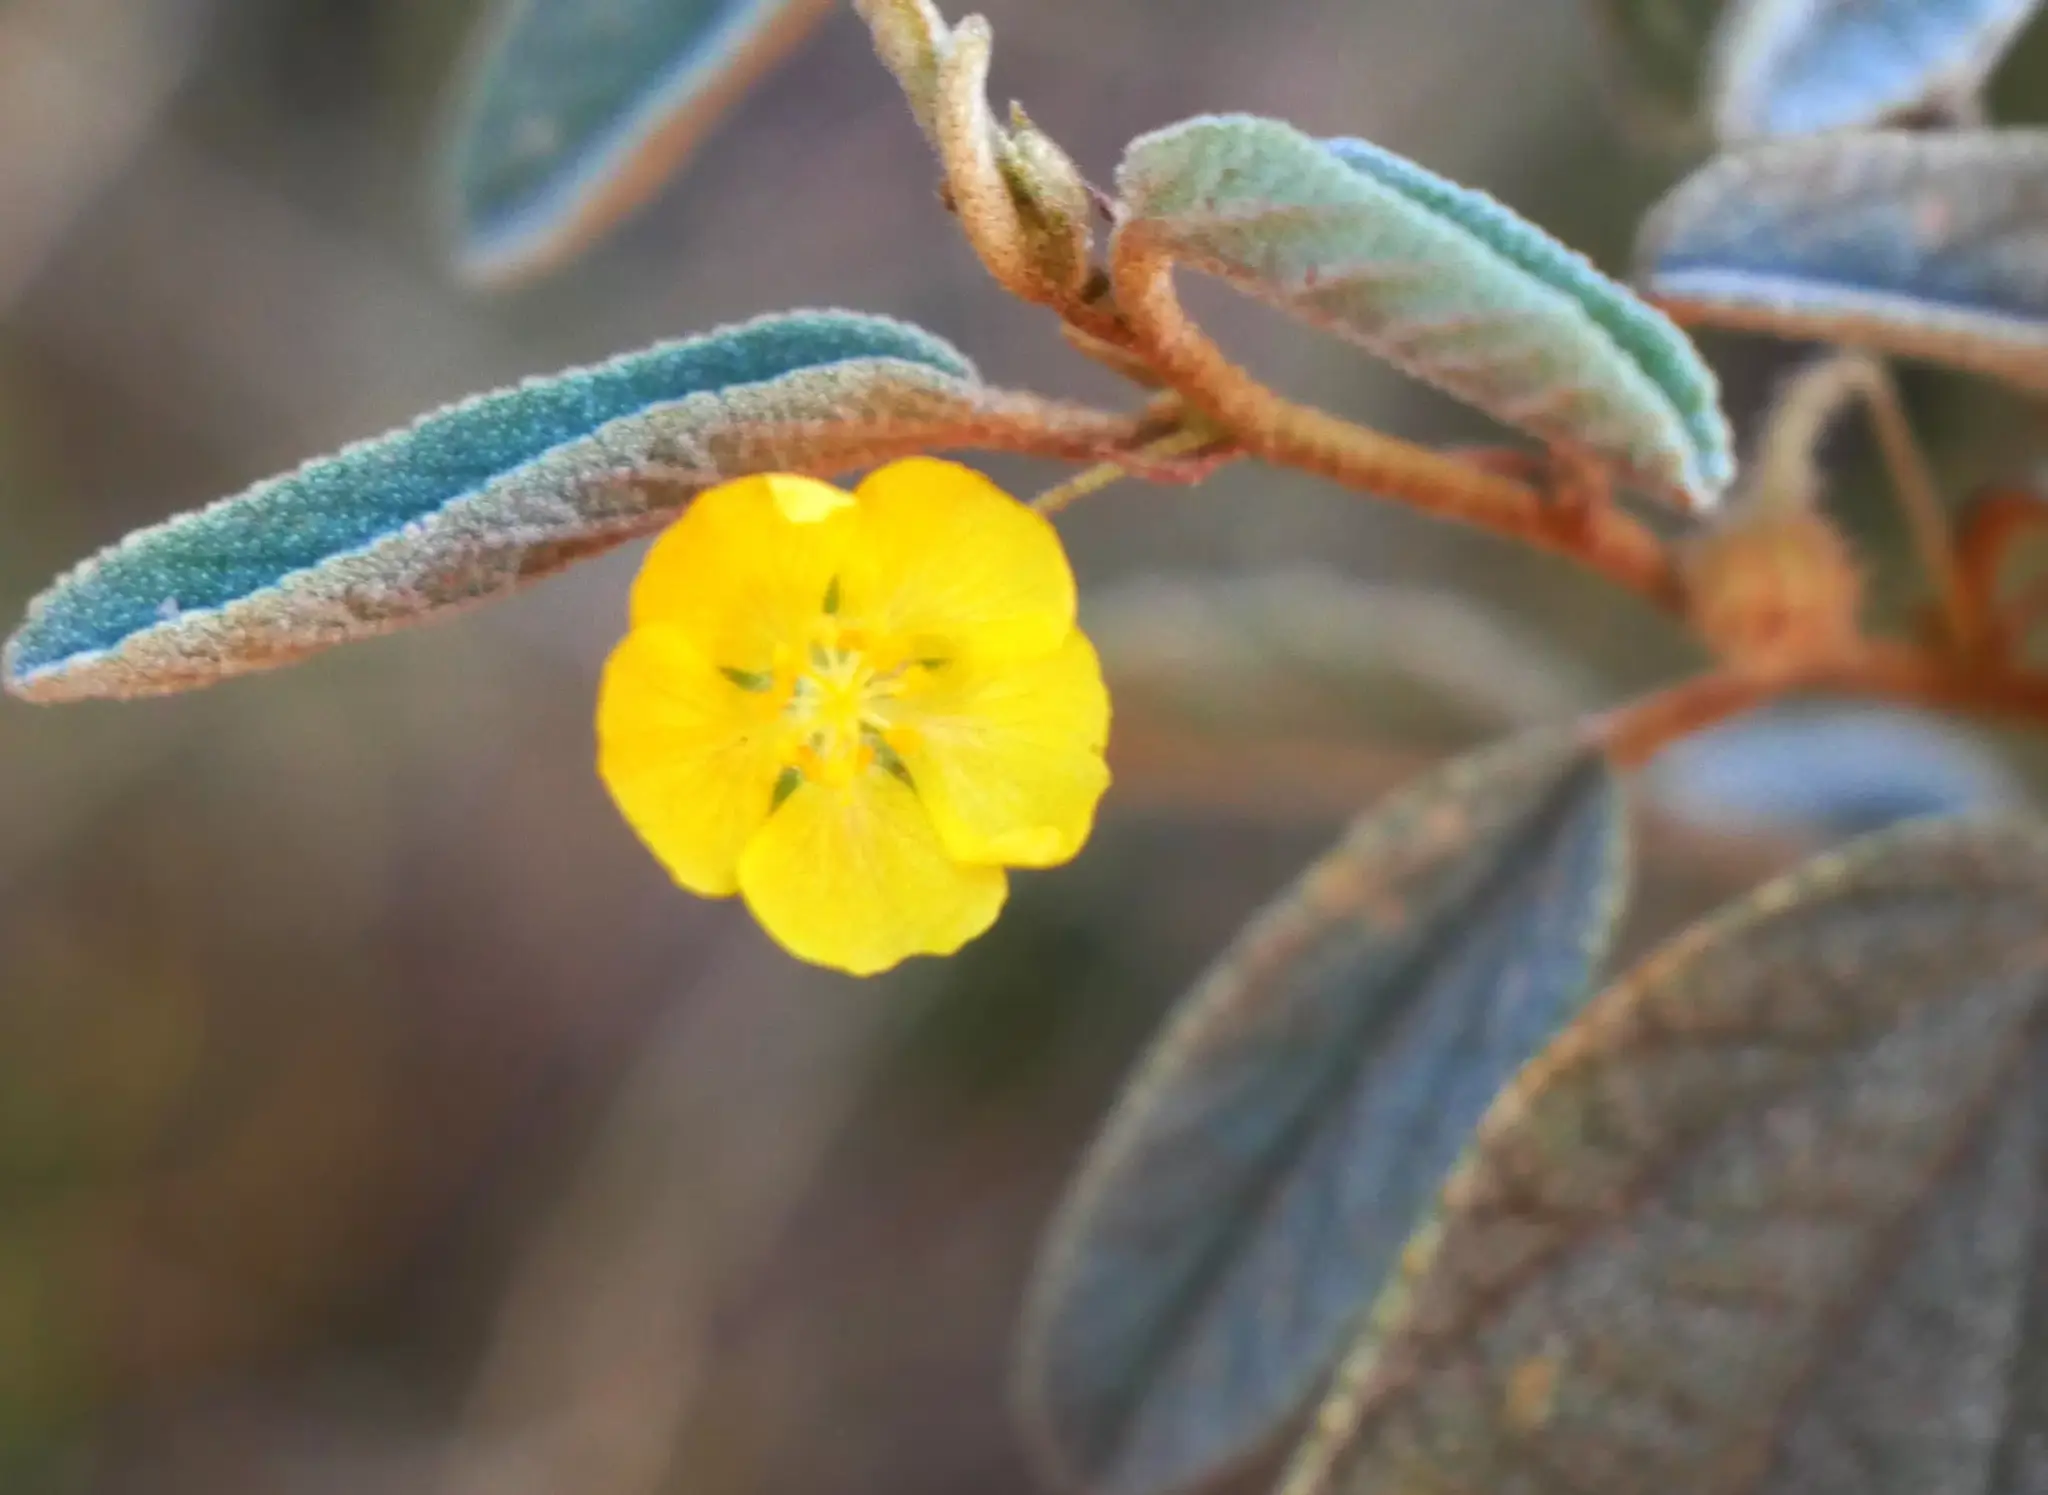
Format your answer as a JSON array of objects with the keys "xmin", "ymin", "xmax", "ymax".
[
  {"xmin": 438, "ymin": 0, "xmax": 832, "ymax": 286},
  {"xmin": 1709, "ymin": 0, "xmax": 2043, "ymax": 140},
  {"xmin": 1638, "ymin": 129, "xmax": 2048, "ymax": 394},
  {"xmin": 1016, "ymin": 731, "xmax": 1628, "ymax": 1495},
  {"xmin": 1285, "ymin": 817, "xmax": 2048, "ymax": 1495},
  {"xmin": 1, "ymin": 311, "xmax": 1021, "ymax": 703},
  {"xmin": 1114, "ymin": 115, "xmax": 1734, "ymax": 509}
]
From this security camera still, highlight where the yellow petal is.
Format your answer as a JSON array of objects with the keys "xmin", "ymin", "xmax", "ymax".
[
  {"xmin": 893, "ymin": 630, "xmax": 1110, "ymax": 869},
  {"xmin": 629, "ymin": 474, "xmax": 856, "ymax": 670},
  {"xmin": 845, "ymin": 457, "xmax": 1076, "ymax": 662},
  {"xmin": 597, "ymin": 623, "xmax": 787, "ymax": 897},
  {"xmin": 736, "ymin": 772, "xmax": 1007, "ymax": 975}
]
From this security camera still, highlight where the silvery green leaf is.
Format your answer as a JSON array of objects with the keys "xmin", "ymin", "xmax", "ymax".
[
  {"xmin": 1016, "ymin": 731, "xmax": 1627, "ymax": 1495},
  {"xmin": 1285, "ymin": 818, "xmax": 2048, "ymax": 1495},
  {"xmin": 1710, "ymin": 0, "xmax": 2042, "ymax": 140},
  {"xmin": 1650, "ymin": 706, "xmax": 2024, "ymax": 835},
  {"xmin": 1114, "ymin": 115, "xmax": 1734, "ymax": 510},
  {"xmin": 438, "ymin": 0, "xmax": 831, "ymax": 286},
  {"xmin": 1638, "ymin": 129, "xmax": 2048, "ymax": 394},
  {"xmin": 2, "ymin": 310, "xmax": 1050, "ymax": 703}
]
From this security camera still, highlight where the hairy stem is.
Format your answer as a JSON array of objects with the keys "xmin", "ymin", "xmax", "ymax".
[
  {"xmin": 1956, "ymin": 482, "xmax": 2048, "ymax": 653},
  {"xmin": 1853, "ymin": 360, "xmax": 1982, "ymax": 655},
  {"xmin": 1593, "ymin": 669, "xmax": 1782, "ymax": 769},
  {"xmin": 1819, "ymin": 639, "xmax": 2048, "ymax": 722},
  {"xmin": 1031, "ymin": 425, "xmax": 1223, "ymax": 515},
  {"xmin": 1108, "ymin": 228, "xmax": 1685, "ymax": 614},
  {"xmin": 1593, "ymin": 640, "xmax": 2048, "ymax": 774}
]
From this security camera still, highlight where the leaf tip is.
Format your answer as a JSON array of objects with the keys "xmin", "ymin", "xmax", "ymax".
[{"xmin": 435, "ymin": 0, "xmax": 834, "ymax": 288}]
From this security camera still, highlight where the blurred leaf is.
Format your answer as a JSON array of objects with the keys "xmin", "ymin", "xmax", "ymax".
[
  {"xmin": 1088, "ymin": 569, "xmax": 1599, "ymax": 746},
  {"xmin": 438, "ymin": 0, "xmax": 833, "ymax": 286},
  {"xmin": 1114, "ymin": 115, "xmax": 1734, "ymax": 509},
  {"xmin": 1650, "ymin": 705, "xmax": 2025, "ymax": 834},
  {"xmin": 1, "ymin": 310, "xmax": 1073, "ymax": 703},
  {"xmin": 1638, "ymin": 130, "xmax": 2048, "ymax": 393},
  {"xmin": 1015, "ymin": 731, "xmax": 1629, "ymax": 1495},
  {"xmin": 1285, "ymin": 818, "xmax": 2048, "ymax": 1495},
  {"xmin": 1736, "ymin": 348, "xmax": 1874, "ymax": 515},
  {"xmin": 1709, "ymin": 0, "xmax": 2042, "ymax": 140},
  {"xmin": 1585, "ymin": 0, "xmax": 1730, "ymax": 143}
]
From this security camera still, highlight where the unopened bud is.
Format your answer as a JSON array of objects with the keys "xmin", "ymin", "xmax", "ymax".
[
  {"xmin": 1004, "ymin": 104, "xmax": 1095, "ymax": 299},
  {"xmin": 1683, "ymin": 509, "xmax": 1863, "ymax": 674}
]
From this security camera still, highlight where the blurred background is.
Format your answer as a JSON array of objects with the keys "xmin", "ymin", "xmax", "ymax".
[{"xmin": 2, "ymin": 1, "xmax": 2044, "ymax": 1491}]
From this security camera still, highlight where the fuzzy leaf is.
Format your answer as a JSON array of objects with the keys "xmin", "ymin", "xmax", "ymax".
[
  {"xmin": 1710, "ymin": 0, "xmax": 2043, "ymax": 140},
  {"xmin": 438, "ymin": 0, "xmax": 832, "ymax": 286},
  {"xmin": 853, "ymin": 0, "xmax": 949, "ymax": 142},
  {"xmin": 1285, "ymin": 818, "xmax": 2048, "ymax": 1495},
  {"xmin": 1114, "ymin": 115, "xmax": 1734, "ymax": 509},
  {"xmin": 1650, "ymin": 706, "xmax": 2024, "ymax": 835},
  {"xmin": 2, "ymin": 311, "xmax": 1075, "ymax": 703},
  {"xmin": 1015, "ymin": 731, "xmax": 1628, "ymax": 1495},
  {"xmin": 1638, "ymin": 130, "xmax": 2048, "ymax": 393}
]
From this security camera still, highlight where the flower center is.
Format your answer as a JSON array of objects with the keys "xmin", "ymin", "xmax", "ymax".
[
  {"xmin": 722, "ymin": 578, "xmax": 939, "ymax": 796},
  {"xmin": 784, "ymin": 628, "xmax": 908, "ymax": 784}
]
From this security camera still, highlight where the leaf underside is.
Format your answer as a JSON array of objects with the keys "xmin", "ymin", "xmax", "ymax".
[
  {"xmin": 1637, "ymin": 129, "xmax": 2048, "ymax": 393},
  {"xmin": 1285, "ymin": 817, "xmax": 2048, "ymax": 1495},
  {"xmin": 1016, "ymin": 731, "xmax": 1628, "ymax": 1495},
  {"xmin": 1709, "ymin": 0, "xmax": 2044, "ymax": 140}
]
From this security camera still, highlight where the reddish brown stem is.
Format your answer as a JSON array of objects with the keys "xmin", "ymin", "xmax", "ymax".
[
  {"xmin": 1956, "ymin": 485, "xmax": 2048, "ymax": 590},
  {"xmin": 1955, "ymin": 483, "xmax": 2048, "ymax": 655},
  {"xmin": 1592, "ymin": 670, "xmax": 1783, "ymax": 769},
  {"xmin": 1847, "ymin": 359, "xmax": 1983, "ymax": 656},
  {"xmin": 1816, "ymin": 639, "xmax": 2048, "ymax": 723},
  {"xmin": 1109, "ymin": 228, "xmax": 1685, "ymax": 615},
  {"xmin": 1594, "ymin": 640, "xmax": 2048, "ymax": 776}
]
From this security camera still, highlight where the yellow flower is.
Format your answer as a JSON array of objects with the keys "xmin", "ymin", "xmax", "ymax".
[{"xmin": 596, "ymin": 457, "xmax": 1111, "ymax": 975}]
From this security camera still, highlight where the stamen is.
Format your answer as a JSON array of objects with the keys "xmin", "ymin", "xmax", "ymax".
[
  {"xmin": 776, "ymin": 616, "xmax": 934, "ymax": 790},
  {"xmin": 721, "ymin": 666, "xmax": 775, "ymax": 692},
  {"xmin": 864, "ymin": 726, "xmax": 917, "ymax": 789},
  {"xmin": 770, "ymin": 765, "xmax": 802, "ymax": 810},
  {"xmin": 823, "ymin": 575, "xmax": 841, "ymax": 615}
]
